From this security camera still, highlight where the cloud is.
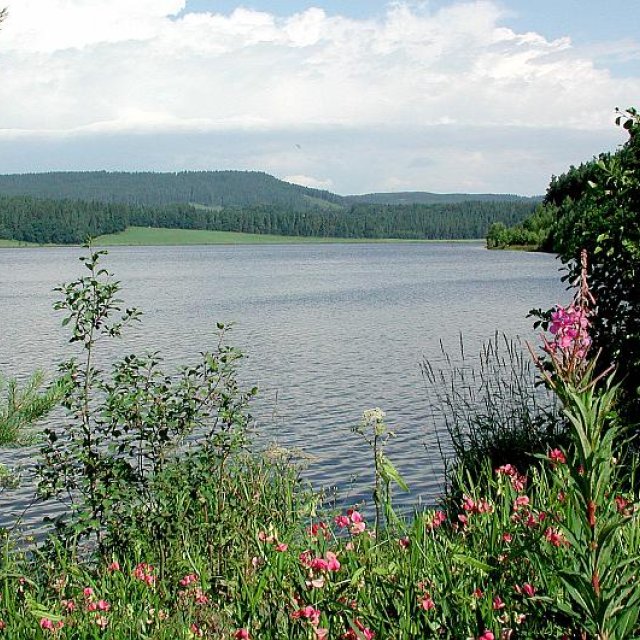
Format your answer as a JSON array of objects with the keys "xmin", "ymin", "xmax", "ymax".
[
  {"xmin": 0, "ymin": 1, "xmax": 638, "ymax": 193},
  {"xmin": 283, "ymin": 174, "xmax": 334, "ymax": 190}
]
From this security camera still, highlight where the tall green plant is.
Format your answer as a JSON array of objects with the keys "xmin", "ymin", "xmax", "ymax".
[
  {"xmin": 37, "ymin": 247, "xmax": 255, "ymax": 551},
  {"xmin": 529, "ymin": 252, "xmax": 640, "ymax": 639}
]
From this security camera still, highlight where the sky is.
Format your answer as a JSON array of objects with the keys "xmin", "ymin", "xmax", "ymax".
[{"xmin": 0, "ymin": 1, "xmax": 638, "ymax": 195}]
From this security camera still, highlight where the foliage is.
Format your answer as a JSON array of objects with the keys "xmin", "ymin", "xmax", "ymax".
[
  {"xmin": 486, "ymin": 204, "xmax": 556, "ymax": 250},
  {"xmin": 0, "ymin": 192, "xmax": 537, "ymax": 244},
  {"xmin": 0, "ymin": 371, "xmax": 66, "ymax": 445},
  {"xmin": 37, "ymin": 248, "xmax": 256, "ymax": 550}
]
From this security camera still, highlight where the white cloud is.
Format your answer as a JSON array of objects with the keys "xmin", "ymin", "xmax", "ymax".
[
  {"xmin": 0, "ymin": 1, "xmax": 638, "ymax": 193},
  {"xmin": 283, "ymin": 174, "xmax": 334, "ymax": 190}
]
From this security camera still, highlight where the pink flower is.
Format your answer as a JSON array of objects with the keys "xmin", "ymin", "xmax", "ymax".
[
  {"xmin": 191, "ymin": 624, "xmax": 204, "ymax": 637},
  {"xmin": 549, "ymin": 448, "xmax": 566, "ymax": 465},
  {"xmin": 544, "ymin": 527, "xmax": 568, "ymax": 547},
  {"xmin": 40, "ymin": 618, "xmax": 55, "ymax": 631},
  {"xmin": 472, "ymin": 587, "xmax": 483, "ymax": 599},
  {"xmin": 343, "ymin": 619, "xmax": 375, "ymax": 640},
  {"xmin": 522, "ymin": 583, "xmax": 536, "ymax": 598},
  {"xmin": 275, "ymin": 543, "xmax": 289, "ymax": 552},
  {"xmin": 492, "ymin": 595, "xmax": 505, "ymax": 610},
  {"xmin": 502, "ymin": 532, "xmax": 512, "ymax": 543},
  {"xmin": 179, "ymin": 574, "xmax": 198, "ymax": 587},
  {"xmin": 82, "ymin": 587, "xmax": 94, "ymax": 598},
  {"xmin": 107, "ymin": 561, "xmax": 120, "ymax": 573},
  {"xmin": 133, "ymin": 563, "xmax": 156, "ymax": 587},
  {"xmin": 193, "ymin": 588, "xmax": 209, "ymax": 605},
  {"xmin": 335, "ymin": 515, "xmax": 350, "ymax": 529},
  {"xmin": 513, "ymin": 495, "xmax": 530, "ymax": 511},
  {"xmin": 398, "ymin": 536, "xmax": 410, "ymax": 549},
  {"xmin": 420, "ymin": 594, "xmax": 435, "ymax": 611},
  {"xmin": 234, "ymin": 629, "xmax": 250, "ymax": 640},
  {"xmin": 61, "ymin": 599, "xmax": 75, "ymax": 612},
  {"xmin": 292, "ymin": 606, "xmax": 321, "ymax": 627},
  {"xmin": 315, "ymin": 628, "xmax": 329, "ymax": 640},
  {"xmin": 326, "ymin": 551, "xmax": 341, "ymax": 572},
  {"xmin": 477, "ymin": 631, "xmax": 495, "ymax": 640}
]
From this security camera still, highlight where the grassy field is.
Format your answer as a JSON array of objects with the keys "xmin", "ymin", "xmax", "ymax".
[
  {"xmin": 0, "ymin": 238, "xmax": 35, "ymax": 247},
  {"xmin": 0, "ymin": 227, "xmax": 484, "ymax": 247},
  {"xmin": 94, "ymin": 227, "xmax": 481, "ymax": 246}
]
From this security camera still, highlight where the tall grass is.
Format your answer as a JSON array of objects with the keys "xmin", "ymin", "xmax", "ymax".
[{"xmin": 422, "ymin": 333, "xmax": 564, "ymax": 488}]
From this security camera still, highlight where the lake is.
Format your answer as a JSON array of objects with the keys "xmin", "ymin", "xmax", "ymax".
[{"xmin": 0, "ymin": 242, "xmax": 566, "ymax": 531}]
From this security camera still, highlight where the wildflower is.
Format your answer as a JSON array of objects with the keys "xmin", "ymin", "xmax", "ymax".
[
  {"xmin": 522, "ymin": 583, "xmax": 536, "ymax": 598},
  {"xmin": 40, "ymin": 619, "xmax": 55, "ymax": 631},
  {"xmin": 306, "ymin": 576, "xmax": 325, "ymax": 589},
  {"xmin": 0, "ymin": 619, "xmax": 5, "ymax": 630},
  {"xmin": 82, "ymin": 587, "xmax": 94, "ymax": 599},
  {"xmin": 398, "ymin": 536, "xmax": 410, "ymax": 549},
  {"xmin": 420, "ymin": 593, "xmax": 435, "ymax": 611},
  {"xmin": 492, "ymin": 596, "xmax": 505, "ymax": 610},
  {"xmin": 191, "ymin": 624, "xmax": 204, "ymax": 638},
  {"xmin": 133, "ymin": 563, "xmax": 156, "ymax": 587},
  {"xmin": 477, "ymin": 630, "xmax": 495, "ymax": 640},
  {"xmin": 502, "ymin": 532, "xmax": 512, "ymax": 543},
  {"xmin": 107, "ymin": 561, "xmax": 121, "ymax": 573},
  {"xmin": 544, "ymin": 526, "xmax": 568, "ymax": 547},
  {"xmin": 549, "ymin": 448, "xmax": 566, "ymax": 465},
  {"xmin": 234, "ymin": 629, "xmax": 250, "ymax": 640},
  {"xmin": 343, "ymin": 619, "xmax": 375, "ymax": 640},
  {"xmin": 347, "ymin": 510, "xmax": 366, "ymax": 535},
  {"xmin": 258, "ymin": 530, "xmax": 275, "ymax": 543},
  {"xmin": 427, "ymin": 510, "xmax": 446, "ymax": 530},
  {"xmin": 315, "ymin": 628, "xmax": 329, "ymax": 640},
  {"xmin": 472, "ymin": 587, "xmax": 483, "ymax": 599},
  {"xmin": 513, "ymin": 495, "xmax": 530, "ymax": 511},
  {"xmin": 615, "ymin": 495, "xmax": 631, "ymax": 515},
  {"xmin": 335, "ymin": 515, "xmax": 350, "ymax": 529},
  {"xmin": 179, "ymin": 574, "xmax": 199, "ymax": 587},
  {"xmin": 275, "ymin": 543, "xmax": 289, "ymax": 552},
  {"xmin": 307, "ymin": 521, "xmax": 330, "ymax": 539},
  {"xmin": 292, "ymin": 606, "xmax": 321, "ymax": 627},
  {"xmin": 61, "ymin": 599, "xmax": 75, "ymax": 612},
  {"xmin": 326, "ymin": 551, "xmax": 341, "ymax": 572},
  {"xmin": 193, "ymin": 588, "xmax": 209, "ymax": 605},
  {"xmin": 457, "ymin": 514, "xmax": 468, "ymax": 527}
]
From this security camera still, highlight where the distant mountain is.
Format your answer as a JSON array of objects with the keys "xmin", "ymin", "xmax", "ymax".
[
  {"xmin": 0, "ymin": 171, "xmax": 345, "ymax": 212},
  {"xmin": 0, "ymin": 171, "xmax": 538, "ymax": 210},
  {"xmin": 346, "ymin": 192, "xmax": 542, "ymax": 205}
]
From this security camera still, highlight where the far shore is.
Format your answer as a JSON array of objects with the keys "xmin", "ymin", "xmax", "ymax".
[{"xmin": 0, "ymin": 227, "xmax": 485, "ymax": 248}]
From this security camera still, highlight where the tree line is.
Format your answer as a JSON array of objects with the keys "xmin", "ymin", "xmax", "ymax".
[{"xmin": 0, "ymin": 195, "xmax": 536, "ymax": 244}]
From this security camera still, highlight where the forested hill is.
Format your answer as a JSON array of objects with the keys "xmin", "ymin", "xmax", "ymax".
[
  {"xmin": 0, "ymin": 171, "xmax": 344, "ymax": 211},
  {"xmin": 347, "ymin": 192, "xmax": 541, "ymax": 205},
  {"xmin": 0, "ymin": 171, "xmax": 538, "ymax": 211},
  {"xmin": 0, "ymin": 194, "xmax": 537, "ymax": 244}
]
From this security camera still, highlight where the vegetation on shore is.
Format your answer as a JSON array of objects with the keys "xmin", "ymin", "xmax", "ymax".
[{"xmin": 0, "ymin": 241, "xmax": 638, "ymax": 639}]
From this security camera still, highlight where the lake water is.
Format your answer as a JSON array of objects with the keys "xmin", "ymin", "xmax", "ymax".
[{"xmin": 0, "ymin": 242, "xmax": 566, "ymax": 531}]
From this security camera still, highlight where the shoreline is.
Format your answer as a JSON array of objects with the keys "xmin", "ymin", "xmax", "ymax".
[{"xmin": 0, "ymin": 227, "xmax": 485, "ymax": 248}]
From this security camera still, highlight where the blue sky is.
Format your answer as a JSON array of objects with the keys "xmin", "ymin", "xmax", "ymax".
[{"xmin": 0, "ymin": 0, "xmax": 638, "ymax": 194}]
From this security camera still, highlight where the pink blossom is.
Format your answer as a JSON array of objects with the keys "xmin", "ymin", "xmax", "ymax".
[
  {"xmin": 82, "ymin": 587, "xmax": 94, "ymax": 599},
  {"xmin": 234, "ymin": 629, "xmax": 250, "ymax": 640},
  {"xmin": 191, "ymin": 624, "xmax": 204, "ymax": 637},
  {"xmin": 326, "ymin": 551, "xmax": 341, "ymax": 572},
  {"xmin": 275, "ymin": 543, "xmax": 289, "ymax": 552},
  {"xmin": 492, "ymin": 595, "xmax": 505, "ymax": 610},
  {"xmin": 513, "ymin": 496, "xmax": 530, "ymax": 511},
  {"xmin": 549, "ymin": 448, "xmax": 566, "ymax": 465},
  {"xmin": 420, "ymin": 593, "xmax": 435, "ymax": 611},
  {"xmin": 94, "ymin": 616, "xmax": 108, "ymax": 630},
  {"xmin": 335, "ymin": 515, "xmax": 350, "ymax": 529},
  {"xmin": 315, "ymin": 628, "xmax": 329, "ymax": 640},
  {"xmin": 292, "ymin": 606, "xmax": 321, "ymax": 627},
  {"xmin": 343, "ymin": 619, "xmax": 375, "ymax": 640},
  {"xmin": 180, "ymin": 573, "xmax": 198, "ymax": 587},
  {"xmin": 477, "ymin": 631, "xmax": 495, "ymax": 640},
  {"xmin": 544, "ymin": 527, "xmax": 568, "ymax": 547},
  {"xmin": 107, "ymin": 561, "xmax": 121, "ymax": 573},
  {"xmin": 40, "ymin": 619, "xmax": 55, "ymax": 631},
  {"xmin": 193, "ymin": 588, "xmax": 209, "ymax": 605},
  {"xmin": 502, "ymin": 532, "xmax": 512, "ymax": 543}
]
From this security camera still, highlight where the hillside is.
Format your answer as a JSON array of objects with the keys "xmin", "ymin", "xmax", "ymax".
[
  {"xmin": 0, "ymin": 171, "xmax": 345, "ymax": 212},
  {"xmin": 0, "ymin": 171, "xmax": 538, "ymax": 210},
  {"xmin": 347, "ymin": 191, "xmax": 541, "ymax": 205}
]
